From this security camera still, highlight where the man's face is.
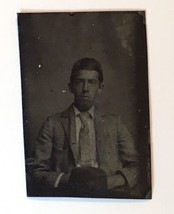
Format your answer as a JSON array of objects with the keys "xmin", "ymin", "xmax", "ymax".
[{"xmin": 69, "ymin": 70, "xmax": 103, "ymax": 112}]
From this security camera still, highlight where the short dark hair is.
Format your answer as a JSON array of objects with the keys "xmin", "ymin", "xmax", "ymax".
[{"xmin": 70, "ymin": 57, "xmax": 103, "ymax": 83}]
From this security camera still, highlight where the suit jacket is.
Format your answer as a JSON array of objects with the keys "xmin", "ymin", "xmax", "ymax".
[{"xmin": 32, "ymin": 105, "xmax": 139, "ymax": 195}]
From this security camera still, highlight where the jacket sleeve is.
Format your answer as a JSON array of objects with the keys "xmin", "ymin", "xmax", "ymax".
[
  {"xmin": 117, "ymin": 116, "xmax": 140, "ymax": 191},
  {"xmin": 32, "ymin": 117, "xmax": 61, "ymax": 187}
]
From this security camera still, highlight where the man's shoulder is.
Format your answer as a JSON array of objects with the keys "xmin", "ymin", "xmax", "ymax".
[
  {"xmin": 95, "ymin": 109, "xmax": 122, "ymax": 127},
  {"xmin": 46, "ymin": 112, "xmax": 62, "ymax": 121},
  {"xmin": 95, "ymin": 109, "xmax": 120, "ymax": 120},
  {"xmin": 45, "ymin": 105, "xmax": 73, "ymax": 121}
]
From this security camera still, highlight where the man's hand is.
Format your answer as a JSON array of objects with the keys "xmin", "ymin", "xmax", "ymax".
[
  {"xmin": 107, "ymin": 174, "xmax": 125, "ymax": 190},
  {"xmin": 107, "ymin": 171, "xmax": 131, "ymax": 198}
]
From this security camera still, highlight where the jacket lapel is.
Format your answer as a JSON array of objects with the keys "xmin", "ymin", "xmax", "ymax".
[
  {"xmin": 60, "ymin": 105, "xmax": 79, "ymax": 165},
  {"xmin": 94, "ymin": 109, "xmax": 106, "ymax": 167}
]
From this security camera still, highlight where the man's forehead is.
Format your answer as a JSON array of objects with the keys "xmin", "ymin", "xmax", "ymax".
[{"xmin": 75, "ymin": 69, "xmax": 99, "ymax": 79}]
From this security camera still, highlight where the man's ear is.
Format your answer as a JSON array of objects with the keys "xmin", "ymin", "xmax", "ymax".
[
  {"xmin": 68, "ymin": 82, "xmax": 74, "ymax": 94},
  {"xmin": 98, "ymin": 83, "xmax": 104, "ymax": 94}
]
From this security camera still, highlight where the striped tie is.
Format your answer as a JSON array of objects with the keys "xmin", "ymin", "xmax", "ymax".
[{"xmin": 78, "ymin": 112, "xmax": 91, "ymax": 166}]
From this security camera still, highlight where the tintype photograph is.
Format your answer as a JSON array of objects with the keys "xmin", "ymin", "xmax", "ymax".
[{"xmin": 18, "ymin": 11, "xmax": 151, "ymax": 199}]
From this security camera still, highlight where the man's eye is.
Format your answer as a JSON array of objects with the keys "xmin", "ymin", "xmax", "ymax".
[
  {"xmin": 89, "ymin": 80, "xmax": 97, "ymax": 84},
  {"xmin": 75, "ymin": 79, "xmax": 83, "ymax": 83}
]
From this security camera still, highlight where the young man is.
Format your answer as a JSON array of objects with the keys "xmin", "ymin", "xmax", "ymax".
[{"xmin": 32, "ymin": 57, "xmax": 139, "ymax": 198}]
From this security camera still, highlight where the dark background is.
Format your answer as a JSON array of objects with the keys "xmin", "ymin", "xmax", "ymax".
[{"xmin": 18, "ymin": 12, "xmax": 150, "ymax": 192}]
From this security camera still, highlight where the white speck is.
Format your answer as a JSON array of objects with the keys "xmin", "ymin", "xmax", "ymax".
[
  {"xmin": 92, "ymin": 23, "xmax": 95, "ymax": 26},
  {"xmin": 38, "ymin": 64, "xmax": 42, "ymax": 68},
  {"xmin": 38, "ymin": 36, "xmax": 40, "ymax": 40},
  {"xmin": 62, "ymin": 90, "xmax": 66, "ymax": 93}
]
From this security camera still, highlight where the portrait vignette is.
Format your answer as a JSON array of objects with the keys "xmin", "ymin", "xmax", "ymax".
[{"xmin": 18, "ymin": 11, "xmax": 151, "ymax": 199}]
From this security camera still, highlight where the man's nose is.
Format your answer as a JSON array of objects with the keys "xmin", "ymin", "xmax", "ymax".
[{"xmin": 83, "ymin": 81, "xmax": 89, "ymax": 91}]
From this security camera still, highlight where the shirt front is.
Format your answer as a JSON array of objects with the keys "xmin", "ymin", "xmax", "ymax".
[{"xmin": 73, "ymin": 105, "xmax": 98, "ymax": 168}]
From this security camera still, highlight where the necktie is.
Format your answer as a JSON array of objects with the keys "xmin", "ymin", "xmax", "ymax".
[{"xmin": 78, "ymin": 112, "xmax": 91, "ymax": 166}]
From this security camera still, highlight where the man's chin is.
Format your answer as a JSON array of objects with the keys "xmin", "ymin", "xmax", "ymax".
[{"xmin": 75, "ymin": 101, "xmax": 93, "ymax": 112}]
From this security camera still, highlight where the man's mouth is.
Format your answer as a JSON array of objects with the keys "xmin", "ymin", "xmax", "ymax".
[{"xmin": 80, "ymin": 95, "xmax": 90, "ymax": 100}]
